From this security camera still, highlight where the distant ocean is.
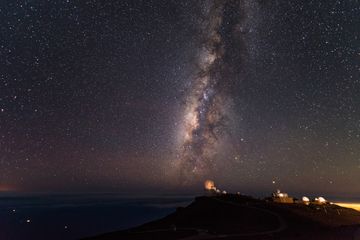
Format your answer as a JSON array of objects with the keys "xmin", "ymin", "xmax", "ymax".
[{"xmin": 0, "ymin": 193, "xmax": 193, "ymax": 240}]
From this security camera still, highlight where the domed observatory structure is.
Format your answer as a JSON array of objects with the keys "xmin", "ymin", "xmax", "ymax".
[
  {"xmin": 204, "ymin": 180, "xmax": 217, "ymax": 195},
  {"xmin": 272, "ymin": 189, "xmax": 294, "ymax": 203},
  {"xmin": 302, "ymin": 196, "xmax": 310, "ymax": 205}
]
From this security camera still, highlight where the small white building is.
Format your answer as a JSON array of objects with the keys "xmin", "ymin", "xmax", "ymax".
[
  {"xmin": 273, "ymin": 189, "xmax": 289, "ymax": 198},
  {"xmin": 314, "ymin": 197, "xmax": 327, "ymax": 204},
  {"xmin": 272, "ymin": 189, "xmax": 293, "ymax": 203},
  {"xmin": 302, "ymin": 196, "xmax": 310, "ymax": 205}
]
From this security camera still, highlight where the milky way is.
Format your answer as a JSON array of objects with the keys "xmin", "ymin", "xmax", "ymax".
[
  {"xmin": 177, "ymin": 0, "xmax": 243, "ymax": 181},
  {"xmin": 1, "ymin": 0, "xmax": 359, "ymax": 194}
]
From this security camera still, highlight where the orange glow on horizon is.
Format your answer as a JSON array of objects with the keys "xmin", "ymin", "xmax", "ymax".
[
  {"xmin": 335, "ymin": 202, "xmax": 360, "ymax": 212},
  {"xmin": 0, "ymin": 185, "xmax": 15, "ymax": 192}
]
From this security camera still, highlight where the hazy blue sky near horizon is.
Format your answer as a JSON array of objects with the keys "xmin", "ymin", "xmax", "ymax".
[{"xmin": 0, "ymin": 0, "xmax": 359, "ymax": 195}]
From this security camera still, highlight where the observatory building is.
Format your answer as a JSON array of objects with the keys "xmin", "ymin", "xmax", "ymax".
[
  {"xmin": 314, "ymin": 197, "xmax": 327, "ymax": 204},
  {"xmin": 204, "ymin": 180, "xmax": 222, "ymax": 195},
  {"xmin": 302, "ymin": 196, "xmax": 310, "ymax": 205},
  {"xmin": 272, "ymin": 189, "xmax": 294, "ymax": 203},
  {"xmin": 203, "ymin": 180, "xmax": 226, "ymax": 195},
  {"xmin": 204, "ymin": 180, "xmax": 216, "ymax": 191}
]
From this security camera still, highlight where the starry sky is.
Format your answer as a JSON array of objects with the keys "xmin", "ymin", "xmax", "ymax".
[{"xmin": 0, "ymin": 0, "xmax": 359, "ymax": 196}]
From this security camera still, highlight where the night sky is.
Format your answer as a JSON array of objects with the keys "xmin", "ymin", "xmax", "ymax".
[{"xmin": 0, "ymin": 0, "xmax": 359, "ymax": 196}]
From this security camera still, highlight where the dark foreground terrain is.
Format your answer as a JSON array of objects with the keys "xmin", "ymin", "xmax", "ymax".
[{"xmin": 85, "ymin": 194, "xmax": 360, "ymax": 240}]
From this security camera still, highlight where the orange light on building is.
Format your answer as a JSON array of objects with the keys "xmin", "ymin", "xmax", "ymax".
[{"xmin": 204, "ymin": 180, "xmax": 216, "ymax": 190}]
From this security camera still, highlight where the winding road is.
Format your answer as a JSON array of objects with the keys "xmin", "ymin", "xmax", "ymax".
[
  {"xmin": 127, "ymin": 197, "xmax": 288, "ymax": 240},
  {"xmin": 179, "ymin": 197, "xmax": 288, "ymax": 239}
]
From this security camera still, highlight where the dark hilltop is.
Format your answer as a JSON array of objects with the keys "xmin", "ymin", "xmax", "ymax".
[{"xmin": 84, "ymin": 193, "xmax": 360, "ymax": 240}]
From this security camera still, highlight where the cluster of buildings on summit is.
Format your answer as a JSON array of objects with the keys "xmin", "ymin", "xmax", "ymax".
[
  {"xmin": 204, "ymin": 180, "xmax": 329, "ymax": 205},
  {"xmin": 271, "ymin": 189, "xmax": 328, "ymax": 205}
]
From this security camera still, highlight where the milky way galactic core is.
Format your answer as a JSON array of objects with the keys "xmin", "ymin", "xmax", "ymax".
[{"xmin": 177, "ymin": 0, "xmax": 243, "ymax": 182}]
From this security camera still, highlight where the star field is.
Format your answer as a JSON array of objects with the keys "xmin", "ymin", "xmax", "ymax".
[{"xmin": 0, "ymin": 0, "xmax": 359, "ymax": 196}]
